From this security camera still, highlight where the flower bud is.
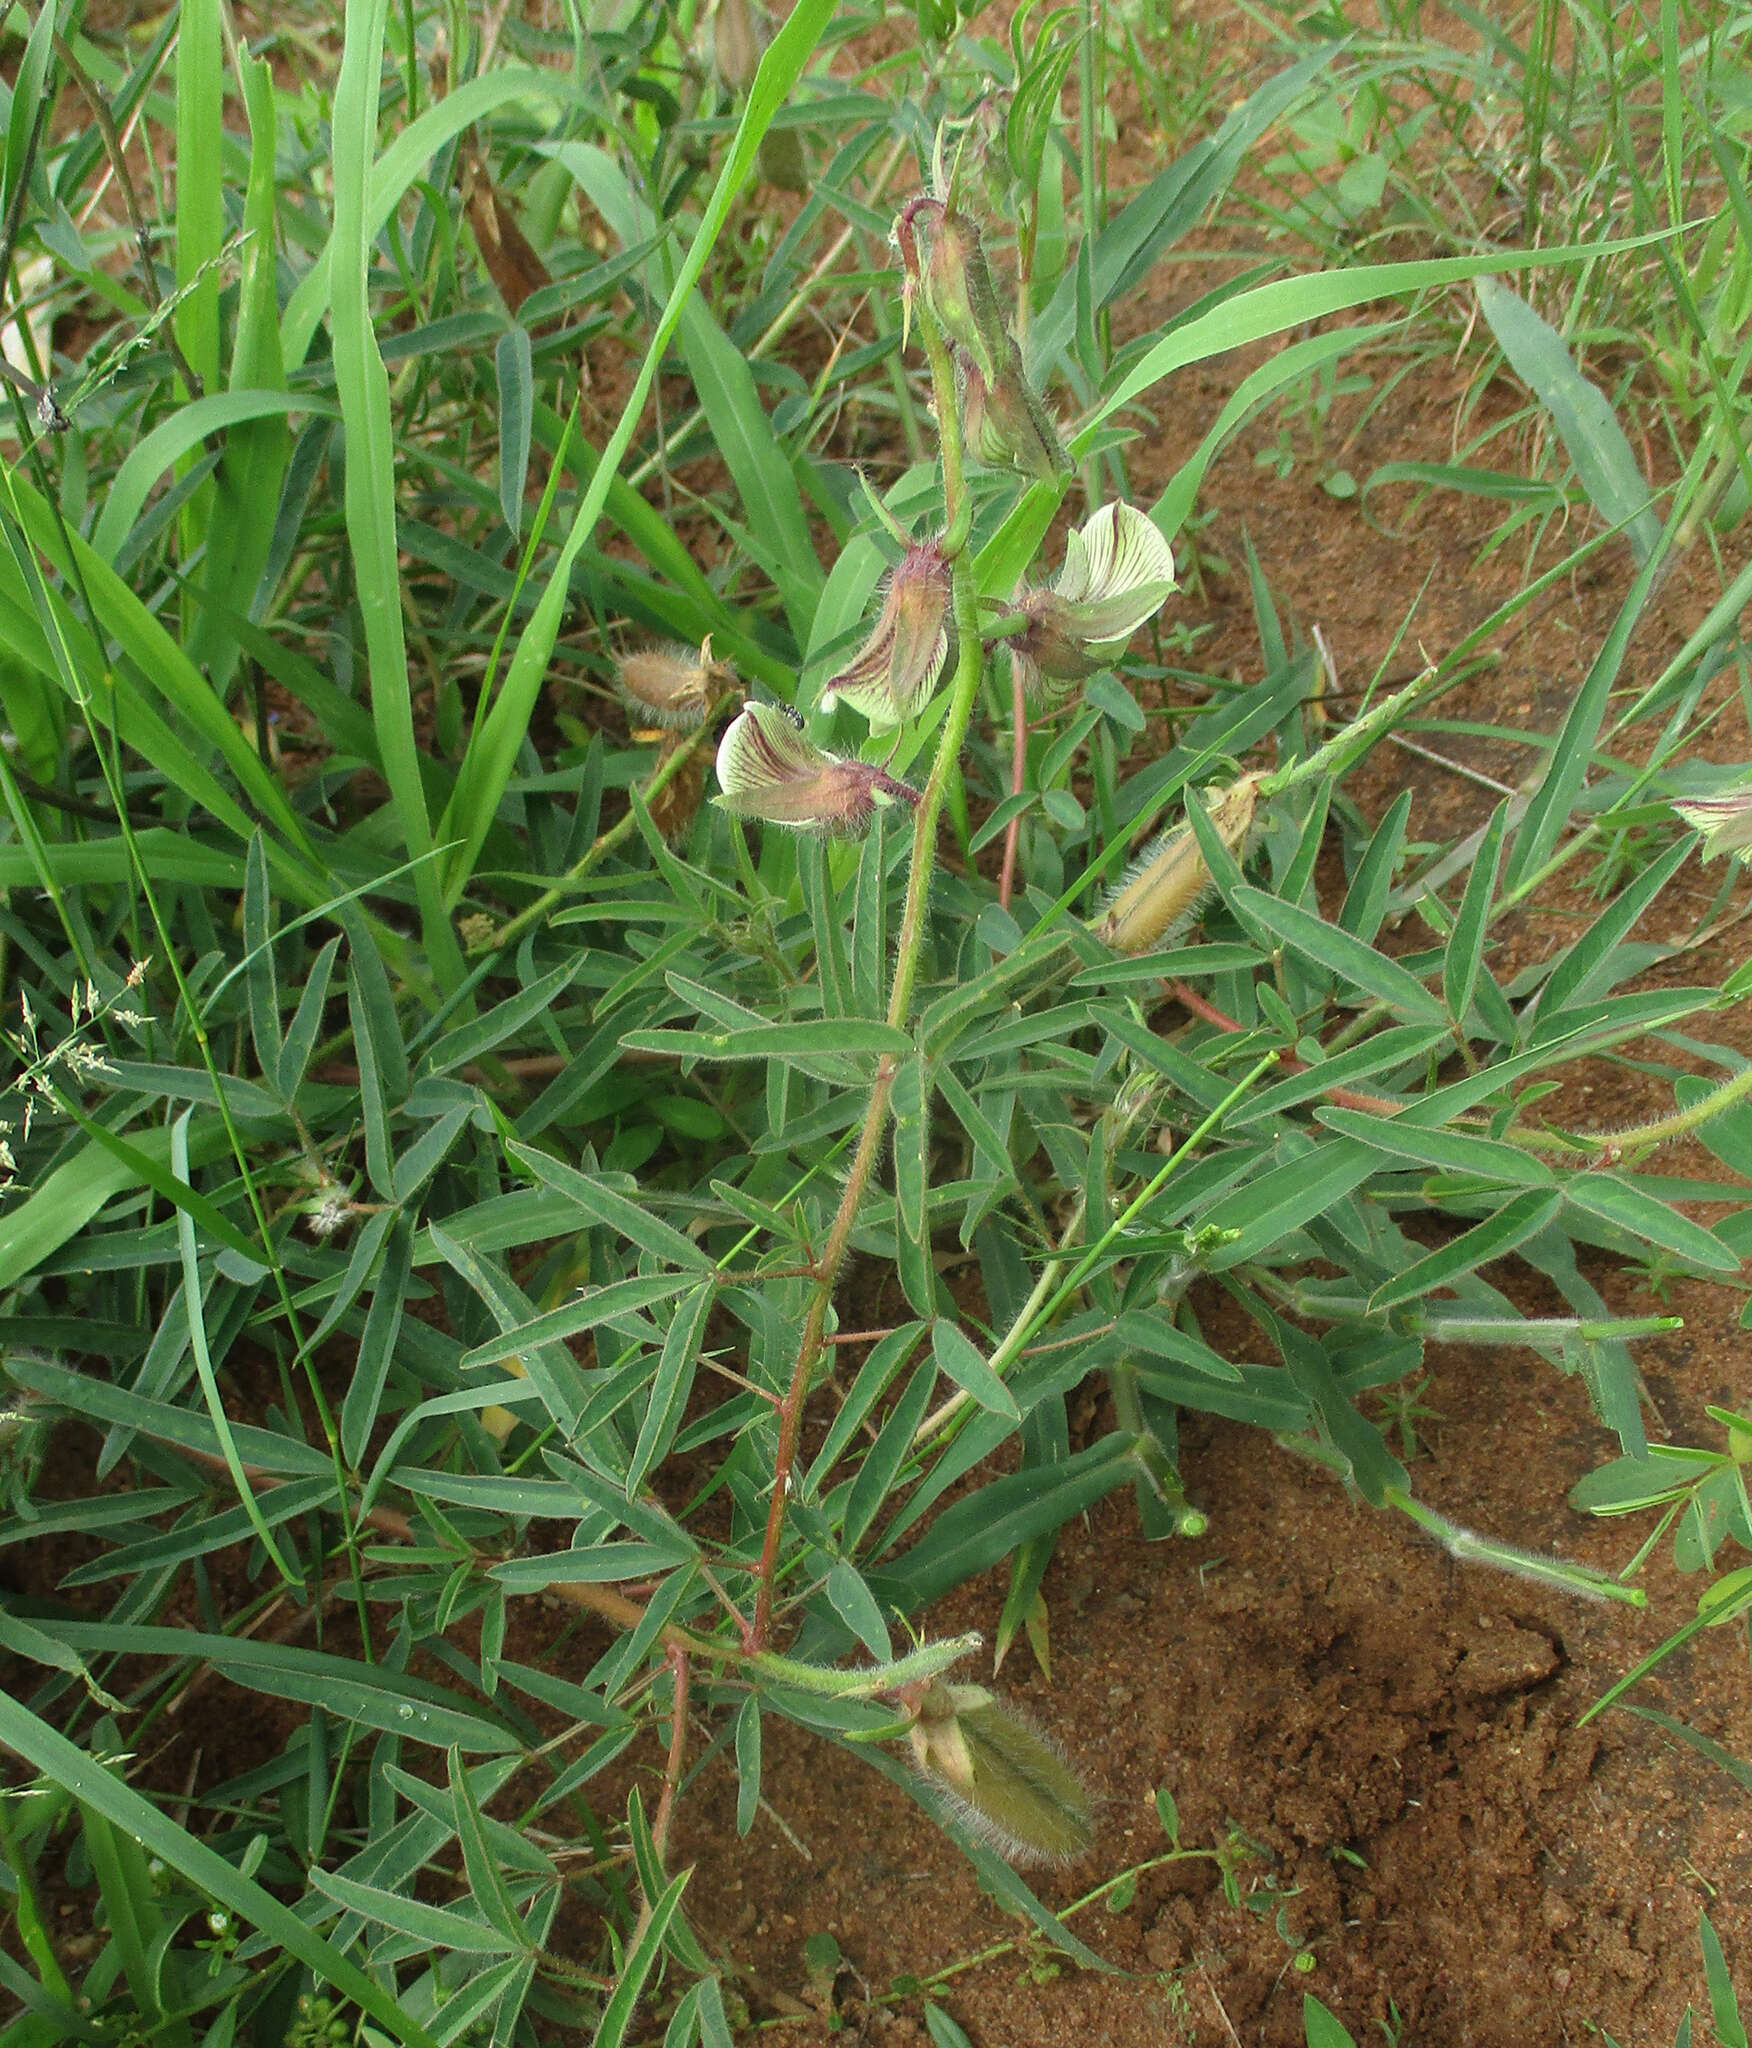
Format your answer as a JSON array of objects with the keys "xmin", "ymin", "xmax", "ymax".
[
  {"xmin": 820, "ymin": 539, "xmax": 952, "ymax": 727},
  {"xmin": 919, "ymin": 205, "xmax": 1011, "ymax": 385},
  {"xmin": 1096, "ymin": 774, "xmax": 1261, "ymax": 955},
  {"xmin": 1012, "ymin": 503, "xmax": 1177, "ymax": 706},
  {"xmin": 959, "ymin": 344, "xmax": 1068, "ymax": 484},
  {"xmin": 1673, "ymin": 786, "xmax": 1752, "ymax": 861},
  {"xmin": 715, "ymin": 701, "xmax": 920, "ymax": 836},
  {"xmin": 712, "ymin": 0, "xmax": 763, "ymax": 93},
  {"xmin": 907, "ymin": 1681, "xmax": 1094, "ymax": 1865},
  {"xmin": 759, "ymin": 126, "xmax": 809, "ymax": 193},
  {"xmin": 618, "ymin": 639, "xmax": 735, "ymax": 731}
]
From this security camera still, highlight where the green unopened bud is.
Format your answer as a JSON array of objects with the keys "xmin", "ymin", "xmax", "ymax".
[
  {"xmin": 618, "ymin": 638, "xmax": 735, "ymax": 730},
  {"xmin": 712, "ymin": 0, "xmax": 764, "ymax": 92},
  {"xmin": 959, "ymin": 345, "xmax": 1068, "ymax": 484},
  {"xmin": 919, "ymin": 205, "xmax": 1010, "ymax": 384},
  {"xmin": 1096, "ymin": 774, "xmax": 1261, "ymax": 955},
  {"xmin": 715, "ymin": 702, "xmax": 920, "ymax": 836},
  {"xmin": 907, "ymin": 1681, "xmax": 1094, "ymax": 1865}
]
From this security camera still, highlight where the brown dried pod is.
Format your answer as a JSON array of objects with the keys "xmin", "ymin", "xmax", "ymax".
[
  {"xmin": 1095, "ymin": 775, "xmax": 1262, "ymax": 956},
  {"xmin": 617, "ymin": 639, "xmax": 736, "ymax": 731}
]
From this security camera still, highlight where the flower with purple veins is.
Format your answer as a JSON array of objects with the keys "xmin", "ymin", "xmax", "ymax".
[
  {"xmin": 819, "ymin": 539, "xmax": 953, "ymax": 728},
  {"xmin": 1011, "ymin": 503, "xmax": 1177, "ymax": 705},
  {"xmin": 714, "ymin": 701, "xmax": 921, "ymax": 836},
  {"xmin": 1673, "ymin": 784, "xmax": 1752, "ymax": 861}
]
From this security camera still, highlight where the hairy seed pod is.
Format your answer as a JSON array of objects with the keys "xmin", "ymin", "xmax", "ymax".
[
  {"xmin": 1096, "ymin": 775, "xmax": 1261, "ymax": 955},
  {"xmin": 959, "ymin": 344, "xmax": 1068, "ymax": 484},
  {"xmin": 921, "ymin": 207, "xmax": 1011, "ymax": 385},
  {"xmin": 648, "ymin": 731, "xmax": 709, "ymax": 840},
  {"xmin": 907, "ymin": 1681, "xmax": 1094, "ymax": 1865},
  {"xmin": 618, "ymin": 641, "xmax": 734, "ymax": 730}
]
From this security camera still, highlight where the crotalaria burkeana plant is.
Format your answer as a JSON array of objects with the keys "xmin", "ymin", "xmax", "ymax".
[{"xmin": 582, "ymin": 185, "xmax": 1474, "ymax": 1906}]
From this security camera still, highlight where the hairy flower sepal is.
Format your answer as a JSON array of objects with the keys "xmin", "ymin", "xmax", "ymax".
[
  {"xmin": 820, "ymin": 539, "xmax": 952, "ymax": 728},
  {"xmin": 1013, "ymin": 503, "xmax": 1176, "ymax": 705},
  {"xmin": 959, "ymin": 346, "xmax": 1069, "ymax": 485},
  {"xmin": 905, "ymin": 1680, "xmax": 1094, "ymax": 1865},
  {"xmin": 715, "ymin": 701, "xmax": 920, "ymax": 836}
]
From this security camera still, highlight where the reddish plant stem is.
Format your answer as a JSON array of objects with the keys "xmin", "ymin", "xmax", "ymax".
[
  {"xmin": 997, "ymin": 657, "xmax": 1028, "ymax": 911},
  {"xmin": 650, "ymin": 1644, "xmax": 691, "ymax": 1867},
  {"xmin": 1168, "ymin": 980, "xmax": 1416, "ymax": 1118},
  {"xmin": 749, "ymin": 1055, "xmax": 900, "ymax": 1648}
]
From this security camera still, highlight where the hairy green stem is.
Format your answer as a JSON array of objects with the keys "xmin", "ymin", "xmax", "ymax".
[
  {"xmin": 480, "ymin": 719, "xmax": 719, "ymax": 956},
  {"xmin": 749, "ymin": 298, "xmax": 979, "ymax": 1649},
  {"xmin": 749, "ymin": 559, "xmax": 987, "ymax": 1647}
]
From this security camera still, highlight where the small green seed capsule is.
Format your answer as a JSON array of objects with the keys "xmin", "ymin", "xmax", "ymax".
[{"xmin": 907, "ymin": 1682, "xmax": 1094, "ymax": 1864}]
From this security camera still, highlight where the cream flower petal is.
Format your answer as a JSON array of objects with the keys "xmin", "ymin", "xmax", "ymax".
[
  {"xmin": 1674, "ymin": 788, "xmax": 1752, "ymax": 860},
  {"xmin": 820, "ymin": 541, "xmax": 953, "ymax": 728},
  {"xmin": 715, "ymin": 703, "xmax": 919, "ymax": 836},
  {"xmin": 1012, "ymin": 503, "xmax": 1178, "ymax": 703}
]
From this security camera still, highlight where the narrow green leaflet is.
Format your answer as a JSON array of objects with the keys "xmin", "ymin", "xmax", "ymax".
[
  {"xmin": 1113, "ymin": 1312, "xmax": 1244, "ymax": 1382},
  {"xmin": 893, "ymin": 1058, "xmax": 935, "ymax": 1316},
  {"xmin": 505, "ymin": 1142, "xmax": 712, "ymax": 1270},
  {"xmin": 931, "ymin": 1320, "xmax": 1020, "ymax": 1421},
  {"xmin": 1369, "ymin": 1190, "xmax": 1565, "ymax": 1313},
  {"xmin": 1315, "ymin": 1108, "xmax": 1555, "ymax": 1188},
  {"xmin": 621, "ymin": 1020, "xmax": 913, "ymax": 1061},
  {"xmin": 1475, "ymin": 277, "xmax": 1660, "ymax": 564},
  {"xmin": 627, "ymin": 1284, "xmax": 715, "ymax": 1492},
  {"xmin": 1563, "ymin": 1173, "xmax": 1739, "ymax": 1272},
  {"xmin": 496, "ymin": 325, "xmax": 535, "ymax": 539},
  {"xmin": 1443, "ymin": 799, "xmax": 1506, "ymax": 1026},
  {"xmin": 459, "ymin": 1274, "xmax": 695, "ymax": 1368},
  {"xmin": 868, "ymin": 1436, "xmax": 1137, "ymax": 1612},
  {"xmin": 1231, "ymin": 886, "xmax": 1446, "ymax": 1024},
  {"xmin": 311, "ymin": 1866, "xmax": 525, "ymax": 1954}
]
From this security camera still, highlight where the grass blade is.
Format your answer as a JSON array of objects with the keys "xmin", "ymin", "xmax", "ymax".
[
  {"xmin": 433, "ymin": 0, "xmax": 839, "ymax": 907},
  {"xmin": 0, "ymin": 1693, "xmax": 445, "ymax": 2048},
  {"xmin": 331, "ymin": 0, "xmax": 459, "ymax": 983}
]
